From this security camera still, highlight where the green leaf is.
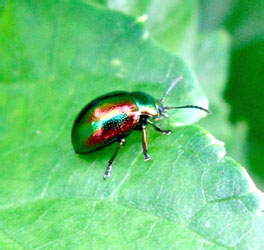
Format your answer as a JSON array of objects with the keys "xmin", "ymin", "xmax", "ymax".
[{"xmin": 0, "ymin": 0, "xmax": 263, "ymax": 249}]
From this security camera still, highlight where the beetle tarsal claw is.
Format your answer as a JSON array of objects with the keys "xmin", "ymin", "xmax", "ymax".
[
  {"xmin": 103, "ymin": 175, "xmax": 109, "ymax": 180},
  {"xmin": 104, "ymin": 172, "xmax": 110, "ymax": 180},
  {"xmin": 144, "ymin": 155, "xmax": 151, "ymax": 161},
  {"xmin": 103, "ymin": 165, "xmax": 112, "ymax": 180},
  {"xmin": 164, "ymin": 130, "xmax": 172, "ymax": 135}
]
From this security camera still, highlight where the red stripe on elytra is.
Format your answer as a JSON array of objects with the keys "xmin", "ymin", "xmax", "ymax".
[{"xmin": 86, "ymin": 113, "xmax": 139, "ymax": 146}]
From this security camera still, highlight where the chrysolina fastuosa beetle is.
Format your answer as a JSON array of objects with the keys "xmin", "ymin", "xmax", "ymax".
[{"xmin": 71, "ymin": 76, "xmax": 210, "ymax": 179}]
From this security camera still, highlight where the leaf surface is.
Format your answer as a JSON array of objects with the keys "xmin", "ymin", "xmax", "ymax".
[{"xmin": 0, "ymin": 1, "xmax": 263, "ymax": 249}]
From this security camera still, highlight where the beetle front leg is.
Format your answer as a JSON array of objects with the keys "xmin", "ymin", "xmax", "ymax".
[
  {"xmin": 147, "ymin": 120, "xmax": 172, "ymax": 135},
  {"xmin": 142, "ymin": 124, "xmax": 151, "ymax": 161},
  {"xmin": 104, "ymin": 138, "xmax": 126, "ymax": 180}
]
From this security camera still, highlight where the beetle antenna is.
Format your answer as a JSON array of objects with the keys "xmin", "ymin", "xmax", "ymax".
[
  {"xmin": 161, "ymin": 76, "xmax": 183, "ymax": 103},
  {"xmin": 164, "ymin": 105, "xmax": 211, "ymax": 114}
]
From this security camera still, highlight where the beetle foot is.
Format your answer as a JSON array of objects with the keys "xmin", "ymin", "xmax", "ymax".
[
  {"xmin": 104, "ymin": 173, "xmax": 110, "ymax": 180},
  {"xmin": 103, "ymin": 165, "xmax": 112, "ymax": 180},
  {"xmin": 144, "ymin": 155, "xmax": 151, "ymax": 161},
  {"xmin": 162, "ymin": 130, "xmax": 172, "ymax": 135}
]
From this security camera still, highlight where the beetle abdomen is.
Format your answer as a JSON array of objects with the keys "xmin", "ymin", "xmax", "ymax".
[{"xmin": 72, "ymin": 92, "xmax": 140, "ymax": 154}]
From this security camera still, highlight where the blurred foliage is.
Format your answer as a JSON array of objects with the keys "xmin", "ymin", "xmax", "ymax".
[
  {"xmin": 194, "ymin": 31, "xmax": 247, "ymax": 166},
  {"xmin": 96, "ymin": 0, "xmax": 198, "ymax": 63},
  {"xmin": 199, "ymin": 0, "xmax": 264, "ymax": 189}
]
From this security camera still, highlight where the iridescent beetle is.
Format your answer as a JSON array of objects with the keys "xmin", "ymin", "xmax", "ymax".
[{"xmin": 71, "ymin": 76, "xmax": 210, "ymax": 179}]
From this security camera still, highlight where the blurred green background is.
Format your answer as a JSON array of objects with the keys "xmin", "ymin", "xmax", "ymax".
[{"xmin": 199, "ymin": 0, "xmax": 264, "ymax": 190}]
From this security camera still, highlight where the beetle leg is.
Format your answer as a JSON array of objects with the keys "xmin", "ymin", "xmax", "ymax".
[
  {"xmin": 142, "ymin": 124, "xmax": 151, "ymax": 161},
  {"xmin": 147, "ymin": 120, "xmax": 172, "ymax": 135},
  {"xmin": 104, "ymin": 138, "xmax": 126, "ymax": 180}
]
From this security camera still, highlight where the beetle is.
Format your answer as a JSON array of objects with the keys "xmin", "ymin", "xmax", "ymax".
[{"xmin": 71, "ymin": 76, "xmax": 210, "ymax": 179}]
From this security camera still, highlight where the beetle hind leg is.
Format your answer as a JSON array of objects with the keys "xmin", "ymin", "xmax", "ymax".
[{"xmin": 104, "ymin": 138, "xmax": 126, "ymax": 180}]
